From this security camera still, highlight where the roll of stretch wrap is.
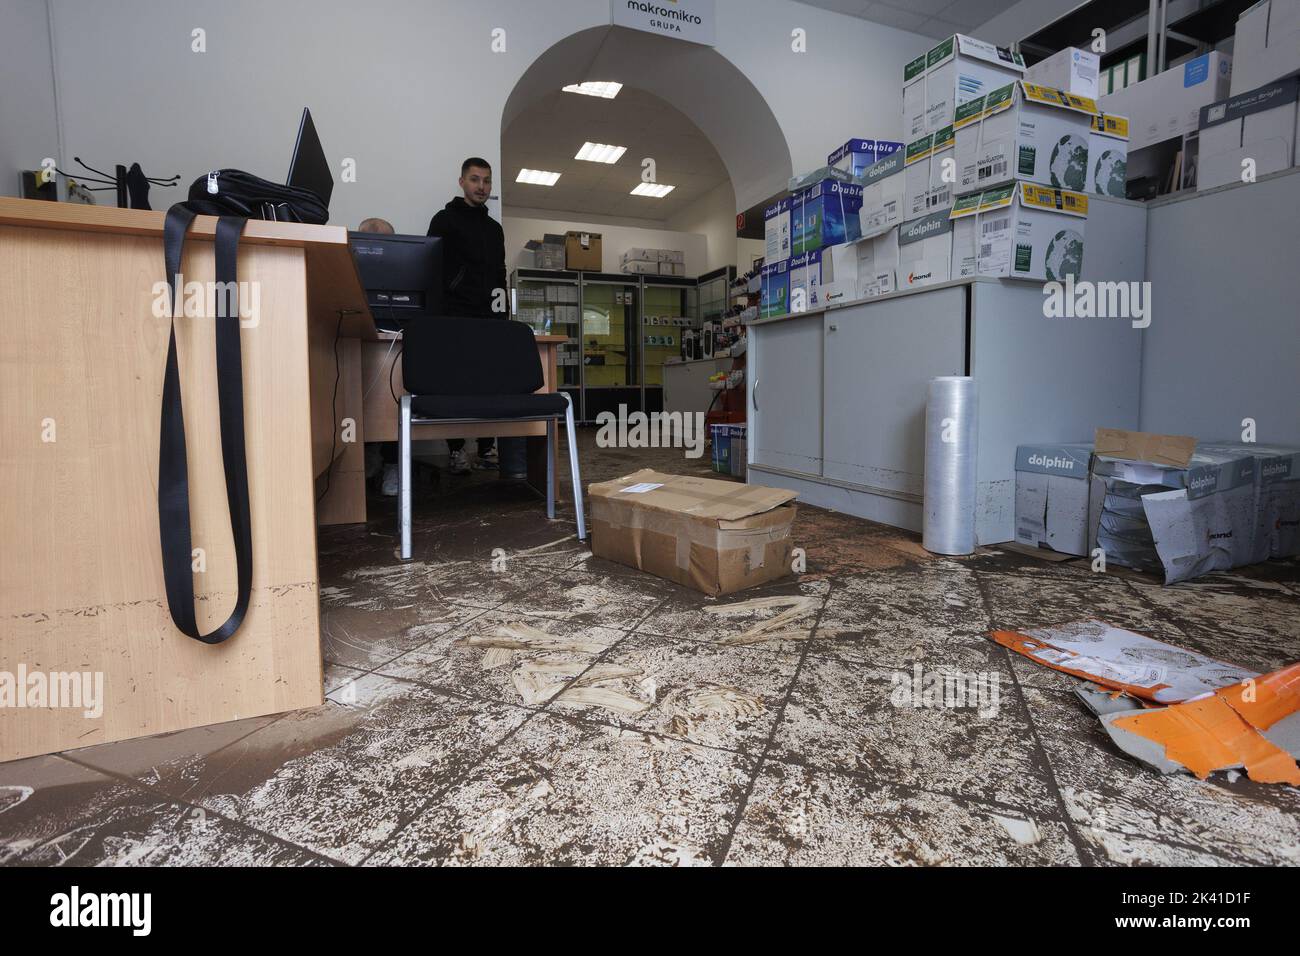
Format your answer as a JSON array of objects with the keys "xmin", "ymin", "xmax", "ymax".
[{"xmin": 923, "ymin": 376, "xmax": 978, "ymax": 556}]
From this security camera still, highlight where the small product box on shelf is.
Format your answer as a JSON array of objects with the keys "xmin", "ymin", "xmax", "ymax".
[{"xmin": 1023, "ymin": 47, "xmax": 1101, "ymax": 99}]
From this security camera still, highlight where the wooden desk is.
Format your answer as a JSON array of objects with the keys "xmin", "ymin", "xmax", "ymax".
[{"xmin": 0, "ymin": 198, "xmax": 370, "ymax": 763}]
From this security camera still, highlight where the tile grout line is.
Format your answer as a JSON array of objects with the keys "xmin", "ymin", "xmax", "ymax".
[
  {"xmin": 350, "ymin": 595, "xmax": 670, "ymax": 866},
  {"xmin": 26, "ymin": 754, "xmax": 347, "ymax": 867},
  {"xmin": 971, "ymin": 569, "xmax": 1094, "ymax": 866},
  {"xmin": 714, "ymin": 584, "xmax": 834, "ymax": 866}
]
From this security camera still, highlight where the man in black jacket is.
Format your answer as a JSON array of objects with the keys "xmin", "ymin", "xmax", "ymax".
[{"xmin": 428, "ymin": 157, "xmax": 509, "ymax": 474}]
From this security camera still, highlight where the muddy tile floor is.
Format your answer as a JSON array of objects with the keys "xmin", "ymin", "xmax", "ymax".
[{"xmin": 4, "ymin": 433, "xmax": 1299, "ymax": 866}]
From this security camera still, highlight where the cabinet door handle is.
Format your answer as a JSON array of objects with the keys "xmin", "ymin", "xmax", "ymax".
[
  {"xmin": 752, "ymin": 380, "xmax": 758, "ymax": 410},
  {"xmin": 828, "ymin": 323, "xmax": 838, "ymax": 331}
]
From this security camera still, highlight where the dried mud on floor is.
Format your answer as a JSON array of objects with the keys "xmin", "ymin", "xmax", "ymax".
[{"xmin": 4, "ymin": 432, "xmax": 1299, "ymax": 866}]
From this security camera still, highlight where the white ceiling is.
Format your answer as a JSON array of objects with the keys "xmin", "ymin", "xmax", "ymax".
[
  {"xmin": 501, "ymin": 86, "xmax": 730, "ymax": 222},
  {"xmin": 794, "ymin": 0, "xmax": 1024, "ymax": 39}
]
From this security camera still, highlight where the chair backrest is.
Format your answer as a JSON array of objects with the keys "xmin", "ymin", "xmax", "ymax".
[{"xmin": 401, "ymin": 317, "xmax": 544, "ymax": 396}]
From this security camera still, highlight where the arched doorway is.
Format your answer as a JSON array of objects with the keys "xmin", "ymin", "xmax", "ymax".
[{"xmin": 502, "ymin": 26, "xmax": 793, "ymax": 212}]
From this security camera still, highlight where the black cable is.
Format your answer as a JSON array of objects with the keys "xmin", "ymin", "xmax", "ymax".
[{"xmin": 315, "ymin": 309, "xmax": 346, "ymax": 505}]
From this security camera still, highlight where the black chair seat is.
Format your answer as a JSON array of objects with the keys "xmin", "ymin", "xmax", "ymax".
[{"xmin": 411, "ymin": 392, "xmax": 568, "ymax": 421}]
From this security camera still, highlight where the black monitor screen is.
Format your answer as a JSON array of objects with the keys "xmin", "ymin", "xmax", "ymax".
[
  {"xmin": 287, "ymin": 107, "xmax": 334, "ymax": 210},
  {"xmin": 349, "ymin": 232, "xmax": 443, "ymax": 331}
]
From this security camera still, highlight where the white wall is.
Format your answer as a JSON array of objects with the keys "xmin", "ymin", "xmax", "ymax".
[
  {"xmin": 1, "ymin": 0, "xmax": 60, "ymax": 198},
  {"xmin": 32, "ymin": 0, "xmax": 929, "ymax": 229},
  {"xmin": 503, "ymin": 213, "xmax": 708, "ymax": 276},
  {"xmin": 1139, "ymin": 171, "xmax": 1300, "ymax": 446},
  {"xmin": 664, "ymin": 180, "xmax": 741, "ymax": 274}
]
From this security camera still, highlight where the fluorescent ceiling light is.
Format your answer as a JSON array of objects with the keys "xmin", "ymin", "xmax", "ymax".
[
  {"xmin": 562, "ymin": 81, "xmax": 622, "ymax": 99},
  {"xmin": 516, "ymin": 168, "xmax": 561, "ymax": 186},
  {"xmin": 575, "ymin": 142, "xmax": 628, "ymax": 164},
  {"xmin": 630, "ymin": 182, "xmax": 675, "ymax": 198}
]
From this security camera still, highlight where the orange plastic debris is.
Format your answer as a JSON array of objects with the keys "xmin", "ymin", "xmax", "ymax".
[{"xmin": 1111, "ymin": 663, "xmax": 1300, "ymax": 785}]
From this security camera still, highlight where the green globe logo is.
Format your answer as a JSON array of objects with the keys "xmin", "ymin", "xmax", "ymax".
[
  {"xmin": 1093, "ymin": 148, "xmax": 1126, "ymax": 196},
  {"xmin": 1049, "ymin": 134, "xmax": 1088, "ymax": 191},
  {"xmin": 1045, "ymin": 228, "xmax": 1084, "ymax": 281}
]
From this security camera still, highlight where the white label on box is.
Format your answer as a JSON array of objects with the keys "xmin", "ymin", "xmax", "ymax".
[{"xmin": 620, "ymin": 482, "xmax": 665, "ymax": 494}]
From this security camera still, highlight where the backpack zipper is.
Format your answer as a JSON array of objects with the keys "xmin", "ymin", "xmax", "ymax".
[{"xmin": 207, "ymin": 171, "xmax": 220, "ymax": 195}]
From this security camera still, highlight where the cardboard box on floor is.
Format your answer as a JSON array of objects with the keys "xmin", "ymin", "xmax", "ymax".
[
  {"xmin": 1014, "ymin": 443, "xmax": 1094, "ymax": 555},
  {"xmin": 588, "ymin": 469, "xmax": 798, "ymax": 595}
]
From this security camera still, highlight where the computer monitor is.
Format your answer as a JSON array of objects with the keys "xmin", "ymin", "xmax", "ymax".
[
  {"xmin": 348, "ymin": 232, "xmax": 443, "ymax": 332},
  {"xmin": 287, "ymin": 107, "xmax": 334, "ymax": 210}
]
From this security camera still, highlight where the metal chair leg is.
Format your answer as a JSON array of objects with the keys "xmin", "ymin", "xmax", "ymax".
[
  {"xmin": 546, "ymin": 418, "xmax": 556, "ymax": 520},
  {"xmin": 399, "ymin": 395, "xmax": 412, "ymax": 560},
  {"xmin": 562, "ymin": 392, "xmax": 587, "ymax": 541}
]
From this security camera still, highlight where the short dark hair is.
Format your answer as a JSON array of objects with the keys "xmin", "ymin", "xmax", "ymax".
[{"xmin": 461, "ymin": 157, "xmax": 491, "ymax": 176}]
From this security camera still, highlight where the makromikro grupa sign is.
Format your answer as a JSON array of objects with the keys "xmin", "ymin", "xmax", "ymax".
[{"xmin": 611, "ymin": 0, "xmax": 716, "ymax": 46}]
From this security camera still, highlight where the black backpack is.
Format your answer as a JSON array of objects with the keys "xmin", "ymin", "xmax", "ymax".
[{"xmin": 178, "ymin": 169, "xmax": 328, "ymax": 223}]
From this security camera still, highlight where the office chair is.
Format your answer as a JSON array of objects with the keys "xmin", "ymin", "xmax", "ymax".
[{"xmin": 398, "ymin": 317, "xmax": 586, "ymax": 559}]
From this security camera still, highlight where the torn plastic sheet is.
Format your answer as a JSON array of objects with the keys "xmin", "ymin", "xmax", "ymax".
[
  {"xmin": 990, "ymin": 620, "xmax": 1300, "ymax": 785},
  {"xmin": 989, "ymin": 619, "xmax": 1257, "ymax": 703}
]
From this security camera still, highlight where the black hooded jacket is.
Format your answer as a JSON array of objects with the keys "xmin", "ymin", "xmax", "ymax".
[{"xmin": 427, "ymin": 197, "xmax": 507, "ymax": 319}]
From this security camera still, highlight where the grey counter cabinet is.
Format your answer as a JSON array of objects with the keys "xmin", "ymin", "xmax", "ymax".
[{"xmin": 745, "ymin": 195, "xmax": 1147, "ymax": 544}]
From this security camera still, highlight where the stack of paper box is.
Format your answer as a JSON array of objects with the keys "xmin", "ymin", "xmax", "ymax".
[
  {"xmin": 1090, "ymin": 428, "xmax": 1258, "ymax": 584},
  {"xmin": 1198, "ymin": 440, "xmax": 1300, "ymax": 560}
]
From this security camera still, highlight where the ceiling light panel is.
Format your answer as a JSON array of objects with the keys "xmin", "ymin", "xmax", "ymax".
[
  {"xmin": 630, "ymin": 182, "xmax": 675, "ymax": 198},
  {"xmin": 562, "ymin": 81, "xmax": 623, "ymax": 99},
  {"xmin": 516, "ymin": 168, "xmax": 561, "ymax": 186},
  {"xmin": 575, "ymin": 142, "xmax": 628, "ymax": 164}
]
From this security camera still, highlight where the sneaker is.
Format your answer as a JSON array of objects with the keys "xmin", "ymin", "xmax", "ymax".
[
  {"xmin": 381, "ymin": 463, "xmax": 399, "ymax": 497},
  {"xmin": 448, "ymin": 448, "xmax": 472, "ymax": 475},
  {"xmin": 474, "ymin": 448, "xmax": 499, "ymax": 471}
]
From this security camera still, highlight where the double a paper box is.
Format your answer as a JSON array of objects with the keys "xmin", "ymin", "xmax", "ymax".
[
  {"xmin": 1024, "ymin": 47, "xmax": 1101, "ymax": 99},
  {"xmin": 788, "ymin": 165, "xmax": 854, "ymax": 193},
  {"xmin": 760, "ymin": 259, "xmax": 789, "ymax": 318},
  {"xmin": 1198, "ymin": 440, "xmax": 1300, "ymax": 559},
  {"xmin": 954, "ymin": 82, "xmax": 1097, "ymax": 195},
  {"xmin": 787, "ymin": 249, "xmax": 825, "ymax": 312},
  {"xmin": 1091, "ymin": 429, "xmax": 1258, "ymax": 584},
  {"xmin": 857, "ymin": 149, "xmax": 907, "ymax": 237},
  {"xmin": 1100, "ymin": 52, "xmax": 1233, "ymax": 150},
  {"xmin": 828, "ymin": 138, "xmax": 904, "ymax": 177},
  {"xmin": 764, "ymin": 197, "xmax": 792, "ymax": 265},
  {"xmin": 1197, "ymin": 77, "xmax": 1300, "ymax": 191},
  {"xmin": 588, "ymin": 469, "xmax": 797, "ymax": 596},
  {"xmin": 903, "ymin": 126, "xmax": 955, "ymax": 222},
  {"xmin": 897, "ymin": 210, "xmax": 952, "ymax": 289},
  {"xmin": 1086, "ymin": 113, "xmax": 1130, "ymax": 196},
  {"xmin": 1014, "ymin": 443, "xmax": 1094, "ymax": 555},
  {"xmin": 792, "ymin": 179, "xmax": 864, "ymax": 254},
  {"xmin": 922, "ymin": 34, "xmax": 1026, "ymax": 135},
  {"xmin": 969, "ymin": 182, "xmax": 1087, "ymax": 282},
  {"xmin": 1231, "ymin": 0, "xmax": 1300, "ymax": 95}
]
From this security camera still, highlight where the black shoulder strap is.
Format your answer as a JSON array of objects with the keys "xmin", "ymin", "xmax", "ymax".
[{"xmin": 159, "ymin": 205, "xmax": 252, "ymax": 644}]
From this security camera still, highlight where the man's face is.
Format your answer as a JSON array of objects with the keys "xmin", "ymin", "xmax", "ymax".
[{"xmin": 460, "ymin": 165, "xmax": 492, "ymax": 206}]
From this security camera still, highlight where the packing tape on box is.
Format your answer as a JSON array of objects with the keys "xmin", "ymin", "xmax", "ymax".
[{"xmin": 592, "ymin": 499, "xmax": 793, "ymax": 571}]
